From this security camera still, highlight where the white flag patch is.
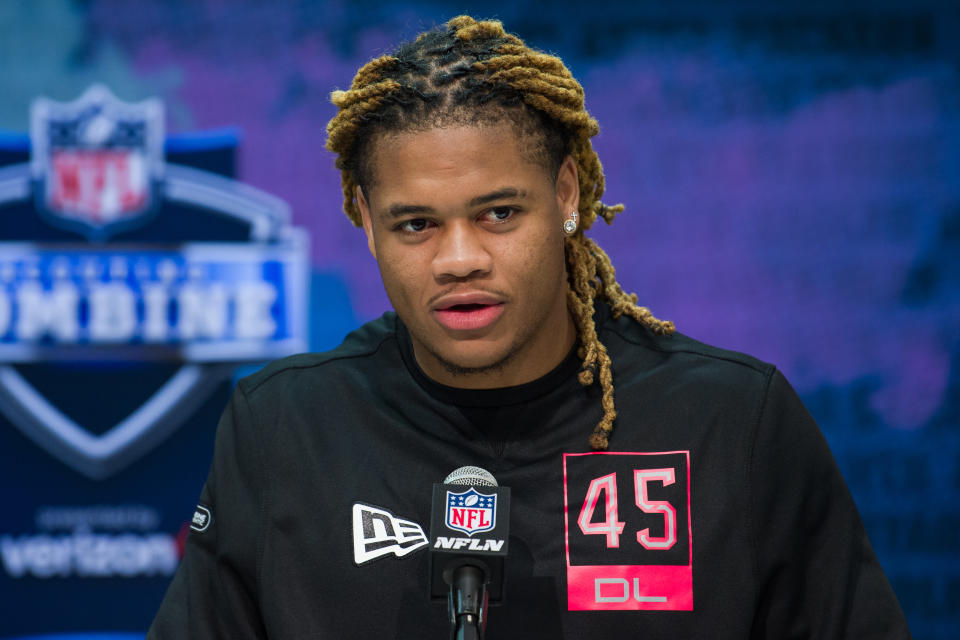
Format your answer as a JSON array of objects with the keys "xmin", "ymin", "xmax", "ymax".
[{"xmin": 352, "ymin": 503, "xmax": 428, "ymax": 565}]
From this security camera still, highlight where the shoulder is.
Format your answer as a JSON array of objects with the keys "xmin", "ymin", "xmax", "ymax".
[
  {"xmin": 597, "ymin": 310, "xmax": 783, "ymax": 424},
  {"xmin": 602, "ymin": 311, "xmax": 773, "ymax": 380},
  {"xmin": 236, "ymin": 312, "xmax": 401, "ymax": 398}
]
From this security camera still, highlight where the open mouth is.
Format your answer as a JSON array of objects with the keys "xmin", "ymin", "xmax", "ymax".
[
  {"xmin": 433, "ymin": 302, "xmax": 504, "ymax": 331},
  {"xmin": 445, "ymin": 303, "xmax": 488, "ymax": 312}
]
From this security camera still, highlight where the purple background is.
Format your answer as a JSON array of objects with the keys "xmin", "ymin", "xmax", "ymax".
[{"xmin": 0, "ymin": 1, "xmax": 957, "ymax": 637}]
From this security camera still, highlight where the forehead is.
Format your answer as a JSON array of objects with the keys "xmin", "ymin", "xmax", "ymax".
[
  {"xmin": 363, "ymin": 124, "xmax": 555, "ymax": 208},
  {"xmin": 365, "ymin": 119, "xmax": 554, "ymax": 178}
]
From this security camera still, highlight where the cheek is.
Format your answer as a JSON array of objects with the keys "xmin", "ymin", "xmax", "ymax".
[
  {"xmin": 375, "ymin": 246, "xmax": 424, "ymax": 304},
  {"xmin": 507, "ymin": 232, "xmax": 567, "ymax": 293}
]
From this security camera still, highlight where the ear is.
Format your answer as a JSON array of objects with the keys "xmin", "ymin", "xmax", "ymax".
[
  {"xmin": 555, "ymin": 155, "xmax": 580, "ymax": 222},
  {"xmin": 355, "ymin": 185, "xmax": 378, "ymax": 260}
]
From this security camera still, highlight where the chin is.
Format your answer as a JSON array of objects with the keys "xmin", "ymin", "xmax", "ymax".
[{"xmin": 428, "ymin": 343, "xmax": 514, "ymax": 376}]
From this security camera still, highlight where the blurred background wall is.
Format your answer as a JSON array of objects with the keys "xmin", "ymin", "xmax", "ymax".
[{"xmin": 0, "ymin": 1, "xmax": 957, "ymax": 638}]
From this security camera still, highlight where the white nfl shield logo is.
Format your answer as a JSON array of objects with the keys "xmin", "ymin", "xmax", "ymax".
[
  {"xmin": 30, "ymin": 84, "xmax": 164, "ymax": 239},
  {"xmin": 445, "ymin": 487, "xmax": 496, "ymax": 536}
]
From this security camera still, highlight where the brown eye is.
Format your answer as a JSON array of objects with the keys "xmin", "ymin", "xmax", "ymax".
[
  {"xmin": 483, "ymin": 207, "xmax": 516, "ymax": 223},
  {"xmin": 398, "ymin": 218, "xmax": 431, "ymax": 233}
]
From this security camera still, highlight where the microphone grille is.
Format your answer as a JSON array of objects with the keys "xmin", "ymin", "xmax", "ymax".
[{"xmin": 443, "ymin": 465, "xmax": 498, "ymax": 487}]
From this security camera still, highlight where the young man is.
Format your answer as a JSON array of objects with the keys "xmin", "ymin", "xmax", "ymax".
[{"xmin": 148, "ymin": 16, "xmax": 910, "ymax": 638}]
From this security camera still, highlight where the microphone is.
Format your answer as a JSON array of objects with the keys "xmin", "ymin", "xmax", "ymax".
[{"xmin": 429, "ymin": 466, "xmax": 511, "ymax": 640}]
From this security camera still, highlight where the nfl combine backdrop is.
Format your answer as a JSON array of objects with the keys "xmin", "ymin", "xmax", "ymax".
[
  {"xmin": 1, "ymin": 2, "xmax": 958, "ymax": 639},
  {"xmin": 0, "ymin": 86, "xmax": 309, "ymax": 634}
]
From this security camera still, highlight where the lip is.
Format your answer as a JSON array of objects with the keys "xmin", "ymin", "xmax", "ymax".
[{"xmin": 431, "ymin": 292, "xmax": 506, "ymax": 332}]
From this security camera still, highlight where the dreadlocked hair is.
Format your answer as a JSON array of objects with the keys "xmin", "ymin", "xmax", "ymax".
[{"xmin": 326, "ymin": 15, "xmax": 674, "ymax": 450}]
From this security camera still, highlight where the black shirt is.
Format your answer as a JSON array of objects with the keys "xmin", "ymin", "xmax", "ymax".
[{"xmin": 148, "ymin": 306, "xmax": 911, "ymax": 638}]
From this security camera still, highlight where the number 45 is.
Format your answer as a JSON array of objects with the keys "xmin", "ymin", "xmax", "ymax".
[{"xmin": 577, "ymin": 469, "xmax": 677, "ymax": 550}]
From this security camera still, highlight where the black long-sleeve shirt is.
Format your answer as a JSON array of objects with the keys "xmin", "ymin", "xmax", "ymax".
[{"xmin": 148, "ymin": 306, "xmax": 911, "ymax": 638}]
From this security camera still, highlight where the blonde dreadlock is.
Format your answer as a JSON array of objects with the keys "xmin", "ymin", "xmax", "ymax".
[{"xmin": 325, "ymin": 15, "xmax": 674, "ymax": 450}]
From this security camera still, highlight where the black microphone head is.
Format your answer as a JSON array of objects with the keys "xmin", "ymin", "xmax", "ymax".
[{"xmin": 443, "ymin": 466, "xmax": 497, "ymax": 487}]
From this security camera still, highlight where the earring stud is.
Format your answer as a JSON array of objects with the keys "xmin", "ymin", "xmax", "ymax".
[{"xmin": 563, "ymin": 211, "xmax": 579, "ymax": 235}]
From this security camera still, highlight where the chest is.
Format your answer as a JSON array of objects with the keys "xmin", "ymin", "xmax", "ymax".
[{"xmin": 253, "ymin": 408, "xmax": 758, "ymax": 639}]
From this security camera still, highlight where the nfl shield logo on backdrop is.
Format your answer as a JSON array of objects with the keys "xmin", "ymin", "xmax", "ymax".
[
  {"xmin": 30, "ymin": 84, "xmax": 164, "ymax": 239},
  {"xmin": 446, "ymin": 488, "xmax": 497, "ymax": 536},
  {"xmin": 0, "ymin": 84, "xmax": 309, "ymax": 480}
]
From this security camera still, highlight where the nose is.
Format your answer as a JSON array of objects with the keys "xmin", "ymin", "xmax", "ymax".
[{"xmin": 432, "ymin": 221, "xmax": 492, "ymax": 281}]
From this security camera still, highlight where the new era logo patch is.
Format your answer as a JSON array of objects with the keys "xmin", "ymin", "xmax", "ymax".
[
  {"xmin": 190, "ymin": 505, "xmax": 212, "ymax": 533},
  {"xmin": 352, "ymin": 503, "xmax": 428, "ymax": 565}
]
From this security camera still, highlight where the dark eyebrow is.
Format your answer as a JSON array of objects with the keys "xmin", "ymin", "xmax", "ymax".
[
  {"xmin": 467, "ymin": 188, "xmax": 526, "ymax": 207},
  {"xmin": 383, "ymin": 188, "xmax": 526, "ymax": 219},
  {"xmin": 386, "ymin": 204, "xmax": 434, "ymax": 218}
]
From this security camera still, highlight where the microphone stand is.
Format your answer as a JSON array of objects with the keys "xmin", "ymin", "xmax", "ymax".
[{"xmin": 448, "ymin": 565, "xmax": 488, "ymax": 640}]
